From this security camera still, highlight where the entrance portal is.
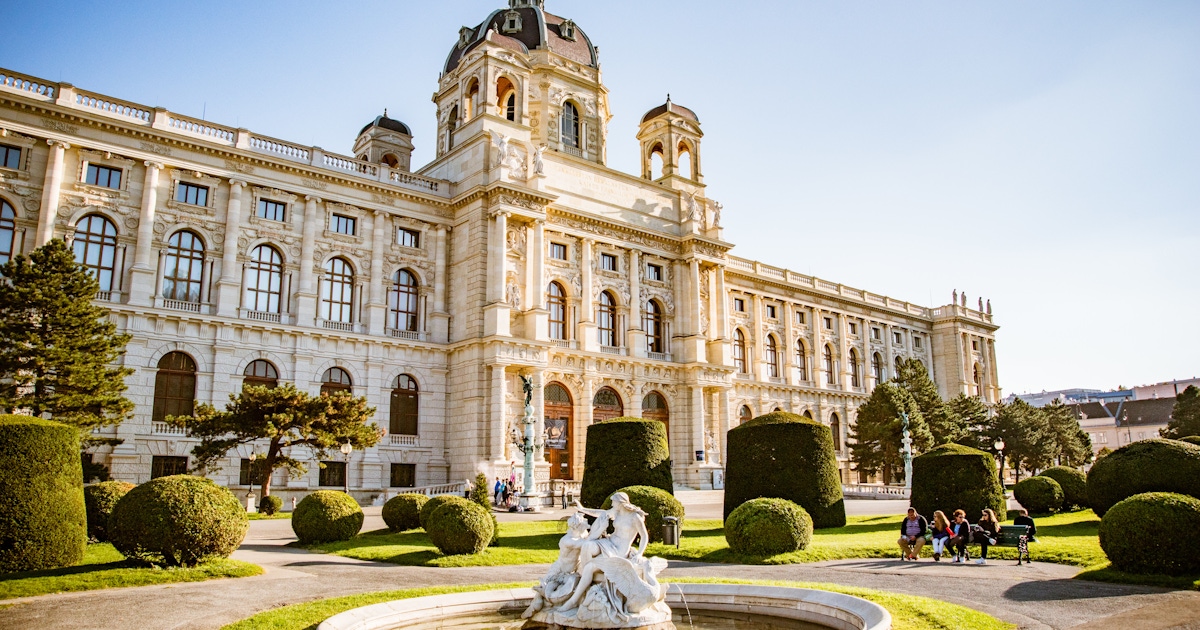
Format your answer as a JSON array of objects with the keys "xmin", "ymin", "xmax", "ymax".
[{"xmin": 544, "ymin": 383, "xmax": 573, "ymax": 480}]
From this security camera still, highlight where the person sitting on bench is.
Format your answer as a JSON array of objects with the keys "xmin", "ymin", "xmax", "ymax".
[
  {"xmin": 897, "ymin": 508, "xmax": 928, "ymax": 561},
  {"xmin": 1013, "ymin": 508, "xmax": 1036, "ymax": 563}
]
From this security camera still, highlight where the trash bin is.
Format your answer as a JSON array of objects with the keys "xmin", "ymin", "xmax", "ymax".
[{"xmin": 662, "ymin": 516, "xmax": 680, "ymax": 548}]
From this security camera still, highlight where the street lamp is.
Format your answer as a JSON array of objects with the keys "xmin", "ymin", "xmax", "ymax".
[
  {"xmin": 246, "ymin": 451, "xmax": 258, "ymax": 513},
  {"xmin": 340, "ymin": 441, "xmax": 352, "ymax": 496},
  {"xmin": 993, "ymin": 439, "xmax": 1006, "ymax": 483}
]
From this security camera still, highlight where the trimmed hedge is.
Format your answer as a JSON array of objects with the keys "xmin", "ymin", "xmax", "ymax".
[
  {"xmin": 724, "ymin": 498, "xmax": 813, "ymax": 556},
  {"xmin": 1039, "ymin": 466, "xmax": 1088, "ymax": 509},
  {"xmin": 1014, "ymin": 476, "xmax": 1063, "ymax": 514},
  {"xmin": 723, "ymin": 412, "xmax": 846, "ymax": 528},
  {"xmin": 602, "ymin": 485, "xmax": 685, "ymax": 544},
  {"xmin": 383, "ymin": 493, "xmax": 428, "ymax": 532},
  {"xmin": 420, "ymin": 494, "xmax": 473, "ymax": 530},
  {"xmin": 84, "ymin": 481, "xmax": 134, "ymax": 542},
  {"xmin": 258, "ymin": 495, "xmax": 283, "ymax": 516},
  {"xmin": 910, "ymin": 443, "xmax": 1006, "ymax": 520},
  {"xmin": 1099, "ymin": 492, "xmax": 1200, "ymax": 575},
  {"xmin": 292, "ymin": 491, "xmax": 363, "ymax": 544},
  {"xmin": 427, "ymin": 499, "xmax": 494, "ymax": 556},
  {"xmin": 109, "ymin": 475, "xmax": 248, "ymax": 567},
  {"xmin": 1086, "ymin": 439, "xmax": 1200, "ymax": 517},
  {"xmin": 0, "ymin": 415, "xmax": 87, "ymax": 573},
  {"xmin": 1177, "ymin": 435, "xmax": 1200, "ymax": 447},
  {"xmin": 580, "ymin": 417, "xmax": 673, "ymax": 508}
]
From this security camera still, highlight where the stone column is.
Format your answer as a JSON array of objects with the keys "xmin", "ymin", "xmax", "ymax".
[
  {"xmin": 678, "ymin": 258, "xmax": 706, "ymax": 363},
  {"xmin": 627, "ymin": 248, "xmax": 644, "ymax": 355},
  {"xmin": 128, "ymin": 161, "xmax": 163, "ymax": 305},
  {"xmin": 483, "ymin": 211, "xmax": 511, "ymax": 336},
  {"xmin": 367, "ymin": 210, "xmax": 388, "ymax": 335},
  {"xmin": 579, "ymin": 238, "xmax": 596, "ymax": 351},
  {"xmin": 782, "ymin": 300, "xmax": 795, "ymax": 384},
  {"xmin": 430, "ymin": 225, "xmax": 450, "ymax": 343},
  {"xmin": 883, "ymin": 322, "xmax": 895, "ymax": 382},
  {"xmin": 987, "ymin": 339, "xmax": 1001, "ymax": 403},
  {"xmin": 955, "ymin": 331, "xmax": 969, "ymax": 396},
  {"xmin": 690, "ymin": 385, "xmax": 706, "ymax": 468},
  {"xmin": 296, "ymin": 196, "xmax": 321, "ymax": 324},
  {"xmin": 216, "ymin": 179, "xmax": 245, "ymax": 316},
  {"xmin": 36, "ymin": 139, "xmax": 69, "ymax": 246},
  {"xmin": 491, "ymin": 365, "xmax": 508, "ymax": 464}
]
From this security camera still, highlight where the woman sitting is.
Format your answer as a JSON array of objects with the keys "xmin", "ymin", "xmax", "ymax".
[
  {"xmin": 929, "ymin": 510, "xmax": 952, "ymax": 561},
  {"xmin": 973, "ymin": 508, "xmax": 1001, "ymax": 565}
]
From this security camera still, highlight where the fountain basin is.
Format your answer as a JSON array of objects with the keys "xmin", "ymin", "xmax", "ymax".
[{"xmin": 317, "ymin": 583, "xmax": 891, "ymax": 630}]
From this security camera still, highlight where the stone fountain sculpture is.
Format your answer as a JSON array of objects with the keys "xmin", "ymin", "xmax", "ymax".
[{"xmin": 522, "ymin": 492, "xmax": 672, "ymax": 629}]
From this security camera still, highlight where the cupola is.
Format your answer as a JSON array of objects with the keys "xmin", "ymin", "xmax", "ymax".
[
  {"xmin": 353, "ymin": 110, "xmax": 415, "ymax": 171},
  {"xmin": 637, "ymin": 96, "xmax": 704, "ymax": 185}
]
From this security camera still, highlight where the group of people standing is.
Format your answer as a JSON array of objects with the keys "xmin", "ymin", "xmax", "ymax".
[
  {"xmin": 899, "ymin": 507, "xmax": 1036, "ymax": 565},
  {"xmin": 493, "ymin": 474, "xmax": 520, "ymax": 508}
]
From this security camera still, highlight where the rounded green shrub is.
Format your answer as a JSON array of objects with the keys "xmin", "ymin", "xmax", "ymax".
[
  {"xmin": 1087, "ymin": 439, "xmax": 1200, "ymax": 517},
  {"xmin": 84, "ymin": 481, "xmax": 134, "ymax": 542},
  {"xmin": 910, "ymin": 443, "xmax": 1006, "ymax": 520},
  {"xmin": 723, "ymin": 412, "xmax": 845, "ymax": 528},
  {"xmin": 426, "ymin": 499, "xmax": 494, "ymax": 556},
  {"xmin": 291, "ymin": 491, "xmax": 363, "ymax": 544},
  {"xmin": 580, "ymin": 418, "xmax": 673, "ymax": 508},
  {"xmin": 1099, "ymin": 492, "xmax": 1200, "ymax": 575},
  {"xmin": 382, "ymin": 493, "xmax": 428, "ymax": 532},
  {"xmin": 1014, "ymin": 476, "xmax": 1064, "ymax": 514},
  {"xmin": 109, "ymin": 475, "xmax": 248, "ymax": 566},
  {"xmin": 258, "ymin": 495, "xmax": 283, "ymax": 516},
  {"xmin": 1039, "ymin": 466, "xmax": 1088, "ymax": 509},
  {"xmin": 724, "ymin": 498, "xmax": 813, "ymax": 556},
  {"xmin": 420, "ymin": 494, "xmax": 473, "ymax": 531},
  {"xmin": 601, "ymin": 485, "xmax": 685, "ymax": 543},
  {"xmin": 0, "ymin": 415, "xmax": 87, "ymax": 573},
  {"xmin": 1177, "ymin": 435, "xmax": 1200, "ymax": 447}
]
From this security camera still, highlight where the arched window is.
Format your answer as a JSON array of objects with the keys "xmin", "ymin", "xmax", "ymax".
[
  {"xmin": 152, "ymin": 351, "xmax": 196, "ymax": 423},
  {"xmin": 648, "ymin": 144, "xmax": 664, "ymax": 179},
  {"xmin": 162, "ymin": 230, "xmax": 205, "ymax": 303},
  {"xmin": 464, "ymin": 80, "xmax": 479, "ymax": 119},
  {"xmin": 823, "ymin": 345, "xmax": 836, "ymax": 385},
  {"xmin": 246, "ymin": 245, "xmax": 283, "ymax": 313},
  {"xmin": 388, "ymin": 269, "xmax": 419, "ymax": 332},
  {"xmin": 320, "ymin": 367, "xmax": 352, "ymax": 396},
  {"xmin": 677, "ymin": 142, "xmax": 692, "ymax": 179},
  {"xmin": 592, "ymin": 386, "xmax": 624, "ymax": 422},
  {"xmin": 974, "ymin": 363, "xmax": 983, "ymax": 397},
  {"xmin": 562, "ymin": 102, "xmax": 580, "ymax": 148},
  {"xmin": 849, "ymin": 349, "xmax": 861, "ymax": 388},
  {"xmin": 505, "ymin": 93, "xmax": 517, "ymax": 122},
  {"xmin": 597, "ymin": 290, "xmax": 617, "ymax": 348},
  {"xmin": 894, "ymin": 356, "xmax": 904, "ymax": 380},
  {"xmin": 802, "ymin": 409, "xmax": 813, "ymax": 419},
  {"xmin": 645, "ymin": 300, "xmax": 665, "ymax": 354},
  {"xmin": 321, "ymin": 257, "xmax": 354, "ymax": 323},
  {"xmin": 830, "ymin": 413, "xmax": 842, "ymax": 451},
  {"xmin": 548, "ymin": 281, "xmax": 567, "ymax": 341},
  {"xmin": 243, "ymin": 359, "xmax": 279, "ymax": 389},
  {"xmin": 872, "ymin": 352, "xmax": 884, "ymax": 383},
  {"xmin": 381, "ymin": 153, "xmax": 399, "ymax": 168},
  {"xmin": 738, "ymin": 405, "xmax": 753, "ymax": 423},
  {"xmin": 733, "ymin": 330, "xmax": 747, "ymax": 374},
  {"xmin": 641, "ymin": 391, "xmax": 669, "ymax": 441},
  {"xmin": 72, "ymin": 214, "xmax": 118, "ymax": 291},
  {"xmin": 765, "ymin": 335, "xmax": 780, "ymax": 378},
  {"xmin": 390, "ymin": 374, "xmax": 419, "ymax": 435},
  {"xmin": 497, "ymin": 77, "xmax": 516, "ymax": 122},
  {"xmin": 795, "ymin": 340, "xmax": 808, "ymax": 381},
  {"xmin": 447, "ymin": 105, "xmax": 459, "ymax": 151},
  {"xmin": 0, "ymin": 199, "xmax": 16, "ymax": 265}
]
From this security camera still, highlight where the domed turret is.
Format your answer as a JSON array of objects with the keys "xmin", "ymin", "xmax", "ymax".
[
  {"xmin": 637, "ymin": 96, "xmax": 704, "ymax": 185},
  {"xmin": 353, "ymin": 110, "xmax": 415, "ymax": 171},
  {"xmin": 443, "ymin": 1, "xmax": 598, "ymax": 75}
]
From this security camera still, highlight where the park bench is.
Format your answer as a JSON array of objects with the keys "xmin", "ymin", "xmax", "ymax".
[{"xmin": 986, "ymin": 524, "xmax": 1036, "ymax": 565}]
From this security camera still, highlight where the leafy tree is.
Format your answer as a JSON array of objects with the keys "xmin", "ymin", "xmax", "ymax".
[
  {"xmin": 849, "ymin": 383, "xmax": 932, "ymax": 483},
  {"xmin": 0, "ymin": 239, "xmax": 133, "ymax": 433},
  {"xmin": 1096, "ymin": 446, "xmax": 1113, "ymax": 459},
  {"xmin": 992, "ymin": 399, "xmax": 1054, "ymax": 481},
  {"xmin": 947, "ymin": 394, "xmax": 992, "ymax": 450},
  {"xmin": 168, "ymin": 384, "xmax": 381, "ymax": 497},
  {"xmin": 1044, "ymin": 400, "xmax": 1091, "ymax": 466},
  {"xmin": 892, "ymin": 358, "xmax": 962, "ymax": 444},
  {"xmin": 471, "ymin": 472, "xmax": 491, "ymax": 509},
  {"xmin": 1162, "ymin": 385, "xmax": 1200, "ymax": 440}
]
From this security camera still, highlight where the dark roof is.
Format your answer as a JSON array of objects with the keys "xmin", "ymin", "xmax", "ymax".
[
  {"xmin": 443, "ymin": 6, "xmax": 598, "ymax": 74},
  {"xmin": 1072, "ymin": 398, "xmax": 1175, "ymax": 426},
  {"xmin": 641, "ymin": 99, "xmax": 699, "ymax": 124},
  {"xmin": 359, "ymin": 114, "xmax": 411, "ymax": 137}
]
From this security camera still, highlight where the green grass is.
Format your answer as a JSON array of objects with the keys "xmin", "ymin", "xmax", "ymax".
[
  {"xmin": 248, "ymin": 512, "xmax": 292, "ymax": 520},
  {"xmin": 0, "ymin": 543, "xmax": 262, "ymax": 600},
  {"xmin": 221, "ymin": 579, "xmax": 1012, "ymax": 630}
]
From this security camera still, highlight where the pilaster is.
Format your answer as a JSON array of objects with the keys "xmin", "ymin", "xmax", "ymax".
[
  {"xmin": 36, "ymin": 139, "xmax": 69, "ymax": 246},
  {"xmin": 128, "ymin": 161, "xmax": 162, "ymax": 305},
  {"xmin": 216, "ymin": 179, "xmax": 245, "ymax": 317},
  {"xmin": 295, "ymin": 195, "xmax": 321, "ymax": 324}
]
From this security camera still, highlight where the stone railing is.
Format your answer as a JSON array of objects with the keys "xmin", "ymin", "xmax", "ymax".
[
  {"xmin": 0, "ymin": 70, "xmax": 55, "ymax": 99},
  {"xmin": 388, "ymin": 434, "xmax": 419, "ymax": 447},
  {"xmin": 168, "ymin": 114, "xmax": 236, "ymax": 142},
  {"xmin": 841, "ymin": 484, "xmax": 910, "ymax": 500},
  {"xmin": 74, "ymin": 90, "xmax": 150, "ymax": 122},
  {"xmin": 728, "ymin": 255, "xmax": 935, "ymax": 319},
  {"xmin": 405, "ymin": 482, "xmax": 468, "ymax": 497},
  {"xmin": 150, "ymin": 421, "xmax": 187, "ymax": 436}
]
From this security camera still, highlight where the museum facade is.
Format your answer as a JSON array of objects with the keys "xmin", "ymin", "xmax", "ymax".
[{"xmin": 0, "ymin": 0, "xmax": 999, "ymax": 499}]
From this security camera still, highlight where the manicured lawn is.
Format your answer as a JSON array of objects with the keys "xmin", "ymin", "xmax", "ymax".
[
  {"xmin": 221, "ymin": 579, "xmax": 1012, "ymax": 630},
  {"xmin": 248, "ymin": 512, "xmax": 291, "ymax": 520},
  {"xmin": 0, "ymin": 543, "xmax": 262, "ymax": 600}
]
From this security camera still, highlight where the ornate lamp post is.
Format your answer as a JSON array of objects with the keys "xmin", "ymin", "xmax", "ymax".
[
  {"xmin": 246, "ymin": 450, "xmax": 258, "ymax": 512},
  {"xmin": 340, "ymin": 441, "xmax": 353, "ymax": 496},
  {"xmin": 900, "ymin": 412, "xmax": 913, "ymax": 489},
  {"xmin": 513, "ymin": 374, "xmax": 543, "ymax": 511},
  {"xmin": 993, "ymin": 438, "xmax": 1006, "ymax": 483}
]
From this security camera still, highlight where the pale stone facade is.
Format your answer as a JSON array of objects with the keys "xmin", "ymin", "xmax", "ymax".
[{"xmin": 0, "ymin": 1, "xmax": 998, "ymax": 499}]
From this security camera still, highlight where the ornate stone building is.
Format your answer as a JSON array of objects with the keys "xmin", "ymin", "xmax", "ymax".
[{"xmin": 0, "ymin": 0, "xmax": 999, "ymax": 499}]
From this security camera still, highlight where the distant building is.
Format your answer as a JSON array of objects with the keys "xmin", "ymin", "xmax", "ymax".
[
  {"xmin": 1133, "ymin": 378, "xmax": 1200, "ymax": 401},
  {"xmin": 1072, "ymin": 398, "xmax": 1174, "ymax": 454},
  {"xmin": 1007, "ymin": 388, "xmax": 1131, "ymax": 407}
]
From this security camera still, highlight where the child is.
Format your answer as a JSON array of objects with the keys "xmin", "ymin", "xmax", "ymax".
[{"xmin": 930, "ymin": 510, "xmax": 952, "ymax": 561}]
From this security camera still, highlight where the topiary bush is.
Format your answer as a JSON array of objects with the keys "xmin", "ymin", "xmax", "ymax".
[
  {"xmin": 723, "ymin": 412, "xmax": 845, "ymax": 528},
  {"xmin": 109, "ymin": 475, "xmax": 248, "ymax": 567},
  {"xmin": 1087, "ymin": 439, "xmax": 1200, "ymax": 517},
  {"xmin": 1099, "ymin": 492, "xmax": 1200, "ymax": 575},
  {"xmin": 910, "ymin": 443, "xmax": 1006, "ymax": 520},
  {"xmin": 382, "ymin": 493, "xmax": 428, "ymax": 532},
  {"xmin": 258, "ymin": 495, "xmax": 283, "ymax": 516},
  {"xmin": 84, "ymin": 481, "xmax": 134, "ymax": 542},
  {"xmin": 420, "ymin": 494, "xmax": 474, "ymax": 530},
  {"xmin": 1177, "ymin": 435, "xmax": 1200, "ymax": 447},
  {"xmin": 291, "ymin": 491, "xmax": 363, "ymax": 544},
  {"xmin": 1039, "ymin": 466, "xmax": 1088, "ymax": 509},
  {"xmin": 580, "ymin": 418, "xmax": 673, "ymax": 508},
  {"xmin": 426, "ymin": 499, "xmax": 494, "ymax": 556},
  {"xmin": 0, "ymin": 415, "xmax": 87, "ymax": 573},
  {"xmin": 602, "ymin": 485, "xmax": 685, "ymax": 544},
  {"xmin": 1014, "ymin": 476, "xmax": 1064, "ymax": 514},
  {"xmin": 724, "ymin": 498, "xmax": 813, "ymax": 556}
]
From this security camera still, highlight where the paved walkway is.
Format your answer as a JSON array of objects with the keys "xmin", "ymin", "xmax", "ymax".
[{"xmin": 2, "ymin": 498, "xmax": 1198, "ymax": 630}]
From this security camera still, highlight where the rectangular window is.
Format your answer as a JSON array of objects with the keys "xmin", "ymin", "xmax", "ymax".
[
  {"xmin": 331, "ymin": 213, "xmax": 357, "ymax": 236},
  {"xmin": 257, "ymin": 199, "xmax": 286, "ymax": 222},
  {"xmin": 150, "ymin": 455, "xmax": 188, "ymax": 479},
  {"xmin": 824, "ymin": 317, "xmax": 833, "ymax": 330},
  {"xmin": 85, "ymin": 164, "xmax": 122, "ymax": 189},
  {"xmin": 733, "ymin": 298, "xmax": 745, "ymax": 312},
  {"xmin": 549, "ymin": 242, "xmax": 567, "ymax": 260},
  {"xmin": 0, "ymin": 144, "xmax": 21, "ymax": 170},
  {"xmin": 390, "ymin": 463, "xmax": 416, "ymax": 488},
  {"xmin": 972, "ymin": 339, "xmax": 979, "ymax": 351},
  {"xmin": 600, "ymin": 253, "xmax": 617, "ymax": 271},
  {"xmin": 398, "ymin": 227, "xmax": 421, "ymax": 248},
  {"xmin": 849, "ymin": 322, "xmax": 858, "ymax": 335},
  {"xmin": 766, "ymin": 304, "xmax": 777, "ymax": 319},
  {"xmin": 914, "ymin": 336, "xmax": 923, "ymax": 349},
  {"xmin": 319, "ymin": 461, "xmax": 346, "ymax": 487},
  {"xmin": 795, "ymin": 311, "xmax": 806, "ymax": 325},
  {"xmin": 646, "ymin": 263, "xmax": 663, "ymax": 281},
  {"xmin": 175, "ymin": 182, "xmax": 209, "ymax": 207},
  {"xmin": 872, "ymin": 327, "xmax": 881, "ymax": 340},
  {"xmin": 239, "ymin": 458, "xmax": 268, "ymax": 486},
  {"xmin": 894, "ymin": 331, "xmax": 903, "ymax": 344}
]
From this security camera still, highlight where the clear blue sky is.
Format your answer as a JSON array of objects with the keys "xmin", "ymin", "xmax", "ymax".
[{"xmin": 4, "ymin": 1, "xmax": 1197, "ymax": 395}]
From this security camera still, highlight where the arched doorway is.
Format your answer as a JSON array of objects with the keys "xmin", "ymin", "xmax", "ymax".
[
  {"xmin": 592, "ymin": 386, "xmax": 624, "ymax": 423},
  {"xmin": 641, "ymin": 391, "xmax": 669, "ymax": 442},
  {"xmin": 544, "ymin": 383, "xmax": 574, "ymax": 480}
]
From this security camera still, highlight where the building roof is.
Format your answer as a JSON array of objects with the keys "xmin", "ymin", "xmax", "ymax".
[
  {"xmin": 641, "ymin": 98, "xmax": 700, "ymax": 125},
  {"xmin": 444, "ymin": 5, "xmax": 598, "ymax": 75},
  {"xmin": 359, "ymin": 113, "xmax": 411, "ymax": 137},
  {"xmin": 1072, "ymin": 398, "xmax": 1175, "ymax": 426}
]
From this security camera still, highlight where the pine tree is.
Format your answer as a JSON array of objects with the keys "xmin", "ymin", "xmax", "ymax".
[
  {"xmin": 849, "ymin": 382, "xmax": 932, "ymax": 483},
  {"xmin": 992, "ymin": 399, "xmax": 1054, "ymax": 481},
  {"xmin": 893, "ymin": 358, "xmax": 963, "ymax": 444},
  {"xmin": 947, "ymin": 393, "xmax": 992, "ymax": 450},
  {"xmin": 170, "ymin": 383, "xmax": 381, "ymax": 497},
  {"xmin": 1161, "ymin": 385, "xmax": 1200, "ymax": 440},
  {"xmin": 0, "ymin": 239, "xmax": 133, "ymax": 431},
  {"xmin": 1044, "ymin": 400, "xmax": 1091, "ymax": 466}
]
